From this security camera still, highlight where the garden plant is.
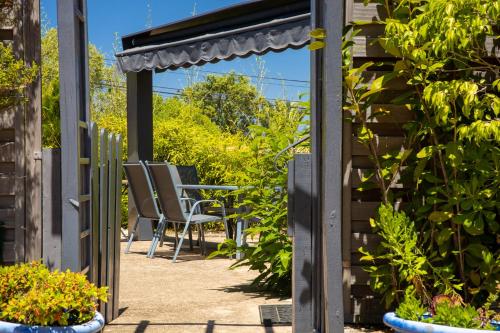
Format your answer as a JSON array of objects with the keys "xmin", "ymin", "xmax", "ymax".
[
  {"xmin": 0, "ymin": 262, "xmax": 107, "ymax": 327},
  {"xmin": 312, "ymin": 0, "xmax": 500, "ymax": 328}
]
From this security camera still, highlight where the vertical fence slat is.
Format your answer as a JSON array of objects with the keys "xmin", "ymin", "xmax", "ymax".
[
  {"xmin": 89, "ymin": 122, "xmax": 99, "ymax": 285},
  {"xmin": 112, "ymin": 135, "xmax": 123, "ymax": 320},
  {"xmin": 98, "ymin": 129, "xmax": 109, "ymax": 319},
  {"xmin": 290, "ymin": 154, "xmax": 314, "ymax": 333},
  {"xmin": 106, "ymin": 133, "xmax": 117, "ymax": 322}
]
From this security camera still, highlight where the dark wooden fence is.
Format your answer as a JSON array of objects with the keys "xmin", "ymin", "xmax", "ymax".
[
  {"xmin": 0, "ymin": 0, "xmax": 42, "ymax": 265},
  {"xmin": 42, "ymin": 123, "xmax": 122, "ymax": 323}
]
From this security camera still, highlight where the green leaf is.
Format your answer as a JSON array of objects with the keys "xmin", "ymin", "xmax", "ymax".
[
  {"xmin": 428, "ymin": 211, "xmax": 453, "ymax": 223},
  {"xmin": 466, "ymin": 243, "xmax": 488, "ymax": 259},
  {"xmin": 436, "ymin": 228, "xmax": 453, "ymax": 245},
  {"xmin": 310, "ymin": 28, "xmax": 326, "ymax": 39},
  {"xmin": 463, "ymin": 216, "xmax": 484, "ymax": 236},
  {"xmin": 308, "ymin": 41, "xmax": 325, "ymax": 50},
  {"xmin": 416, "ymin": 146, "xmax": 435, "ymax": 159}
]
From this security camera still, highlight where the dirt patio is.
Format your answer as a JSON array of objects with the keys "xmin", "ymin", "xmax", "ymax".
[{"xmin": 104, "ymin": 232, "xmax": 387, "ymax": 333}]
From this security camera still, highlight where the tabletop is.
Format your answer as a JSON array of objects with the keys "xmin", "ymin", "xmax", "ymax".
[{"xmin": 176, "ymin": 184, "xmax": 239, "ymax": 191}]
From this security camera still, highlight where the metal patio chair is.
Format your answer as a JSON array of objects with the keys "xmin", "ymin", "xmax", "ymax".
[
  {"xmin": 145, "ymin": 161, "xmax": 229, "ymax": 262},
  {"xmin": 123, "ymin": 162, "xmax": 165, "ymax": 257}
]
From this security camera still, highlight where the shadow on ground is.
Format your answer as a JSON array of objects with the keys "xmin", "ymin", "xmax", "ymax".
[{"xmin": 106, "ymin": 320, "xmax": 278, "ymax": 333}]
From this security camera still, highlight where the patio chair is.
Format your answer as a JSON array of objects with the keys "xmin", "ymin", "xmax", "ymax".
[
  {"xmin": 145, "ymin": 161, "xmax": 229, "ymax": 262},
  {"xmin": 122, "ymin": 162, "xmax": 166, "ymax": 256},
  {"xmin": 176, "ymin": 165, "xmax": 238, "ymax": 231}
]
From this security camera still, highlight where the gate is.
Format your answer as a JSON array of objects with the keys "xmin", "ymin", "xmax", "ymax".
[
  {"xmin": 42, "ymin": 127, "xmax": 123, "ymax": 323},
  {"xmin": 54, "ymin": 0, "xmax": 122, "ymax": 323}
]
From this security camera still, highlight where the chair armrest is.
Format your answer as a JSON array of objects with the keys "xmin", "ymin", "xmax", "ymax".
[{"xmin": 189, "ymin": 200, "xmax": 226, "ymax": 218}]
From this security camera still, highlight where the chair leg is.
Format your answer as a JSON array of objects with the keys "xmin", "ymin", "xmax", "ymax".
[
  {"xmin": 125, "ymin": 216, "xmax": 140, "ymax": 254},
  {"xmin": 200, "ymin": 224, "xmax": 206, "ymax": 256},
  {"xmin": 174, "ymin": 223, "xmax": 179, "ymax": 248},
  {"xmin": 148, "ymin": 216, "xmax": 166, "ymax": 258},
  {"xmin": 222, "ymin": 206, "xmax": 229, "ymax": 240},
  {"xmin": 172, "ymin": 222, "xmax": 191, "ymax": 263},
  {"xmin": 188, "ymin": 226, "xmax": 193, "ymax": 251},
  {"xmin": 159, "ymin": 224, "xmax": 167, "ymax": 247},
  {"xmin": 197, "ymin": 225, "xmax": 202, "ymax": 246}
]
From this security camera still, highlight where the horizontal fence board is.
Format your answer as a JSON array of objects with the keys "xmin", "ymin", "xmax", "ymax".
[
  {"xmin": 351, "ymin": 284, "xmax": 378, "ymax": 298},
  {"xmin": 0, "ymin": 175, "xmax": 15, "ymax": 195},
  {"xmin": 0, "ymin": 28, "xmax": 13, "ymax": 40},
  {"xmin": 353, "ymin": 36, "xmax": 392, "ymax": 58},
  {"xmin": 0, "ymin": 208, "xmax": 15, "ymax": 221},
  {"xmin": 352, "ymin": 2, "xmax": 387, "ymax": 22},
  {"xmin": 352, "ymin": 233, "xmax": 380, "ymax": 253},
  {"xmin": 351, "ymin": 201, "xmax": 379, "ymax": 220},
  {"xmin": 0, "ymin": 107, "xmax": 15, "ymax": 129},
  {"xmin": 0, "ymin": 228, "xmax": 15, "ymax": 241},
  {"xmin": 353, "ymin": 123, "xmax": 405, "ymax": 137},
  {"xmin": 0, "ymin": 195, "xmax": 14, "ymax": 207},
  {"xmin": 0, "ymin": 129, "xmax": 14, "ymax": 142},
  {"xmin": 0, "ymin": 142, "xmax": 15, "ymax": 162},
  {"xmin": 0, "ymin": 163, "xmax": 14, "ymax": 174},
  {"xmin": 351, "ymin": 104, "xmax": 414, "ymax": 123},
  {"xmin": 485, "ymin": 37, "xmax": 499, "ymax": 58},
  {"xmin": 351, "ymin": 190, "xmax": 383, "ymax": 201},
  {"xmin": 352, "ymin": 156, "xmax": 375, "ymax": 168},
  {"xmin": 350, "ymin": 297, "xmax": 385, "ymax": 324},
  {"xmin": 0, "ymin": 241, "xmax": 15, "ymax": 262},
  {"xmin": 351, "ymin": 220, "xmax": 373, "ymax": 233},
  {"xmin": 350, "ymin": 266, "xmax": 371, "ymax": 285},
  {"xmin": 361, "ymin": 71, "xmax": 408, "ymax": 90},
  {"xmin": 351, "ymin": 168, "xmax": 404, "ymax": 188},
  {"xmin": 352, "ymin": 136, "xmax": 405, "ymax": 156}
]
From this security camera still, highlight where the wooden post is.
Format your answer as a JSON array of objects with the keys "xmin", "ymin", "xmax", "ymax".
[
  {"xmin": 126, "ymin": 70, "xmax": 153, "ymax": 240},
  {"xmin": 311, "ymin": 0, "xmax": 345, "ymax": 331},
  {"xmin": 23, "ymin": 0, "xmax": 42, "ymax": 262},
  {"xmin": 98, "ymin": 129, "xmax": 109, "ymax": 317},
  {"xmin": 112, "ymin": 136, "xmax": 123, "ymax": 320},
  {"xmin": 57, "ymin": 0, "xmax": 91, "ymax": 273},
  {"xmin": 90, "ymin": 123, "xmax": 99, "ymax": 284},
  {"xmin": 42, "ymin": 149, "xmax": 62, "ymax": 270},
  {"xmin": 290, "ymin": 155, "xmax": 314, "ymax": 333}
]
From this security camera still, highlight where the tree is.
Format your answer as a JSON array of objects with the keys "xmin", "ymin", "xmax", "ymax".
[
  {"xmin": 0, "ymin": 43, "xmax": 38, "ymax": 109},
  {"xmin": 182, "ymin": 72, "xmax": 267, "ymax": 133},
  {"xmin": 41, "ymin": 28, "xmax": 109, "ymax": 147}
]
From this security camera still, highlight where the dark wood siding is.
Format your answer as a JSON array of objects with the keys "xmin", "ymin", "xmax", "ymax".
[
  {"xmin": 343, "ymin": 0, "xmax": 407, "ymax": 323},
  {"xmin": 0, "ymin": 0, "xmax": 42, "ymax": 265}
]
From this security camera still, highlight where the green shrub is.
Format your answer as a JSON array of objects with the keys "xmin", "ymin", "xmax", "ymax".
[
  {"xmin": 337, "ymin": 0, "xmax": 500, "ymax": 310},
  {"xmin": 209, "ymin": 102, "xmax": 308, "ymax": 294},
  {"xmin": 0, "ymin": 262, "xmax": 107, "ymax": 326},
  {"xmin": 395, "ymin": 288, "xmax": 426, "ymax": 321},
  {"xmin": 0, "ymin": 43, "xmax": 38, "ymax": 109}
]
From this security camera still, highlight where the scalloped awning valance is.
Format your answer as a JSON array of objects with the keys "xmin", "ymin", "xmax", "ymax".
[{"xmin": 116, "ymin": 0, "xmax": 310, "ymax": 73}]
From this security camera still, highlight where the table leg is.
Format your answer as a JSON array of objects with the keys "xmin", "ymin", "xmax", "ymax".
[{"xmin": 236, "ymin": 217, "xmax": 248, "ymax": 260}]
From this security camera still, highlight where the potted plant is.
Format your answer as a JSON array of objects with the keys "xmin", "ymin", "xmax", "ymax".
[
  {"xmin": 0, "ymin": 262, "xmax": 107, "ymax": 333},
  {"xmin": 383, "ymin": 290, "xmax": 500, "ymax": 332}
]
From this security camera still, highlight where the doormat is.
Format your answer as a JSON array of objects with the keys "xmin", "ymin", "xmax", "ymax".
[{"xmin": 258, "ymin": 304, "xmax": 292, "ymax": 326}]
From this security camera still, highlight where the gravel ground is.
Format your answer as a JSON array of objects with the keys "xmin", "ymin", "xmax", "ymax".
[{"xmin": 104, "ymin": 231, "xmax": 388, "ymax": 333}]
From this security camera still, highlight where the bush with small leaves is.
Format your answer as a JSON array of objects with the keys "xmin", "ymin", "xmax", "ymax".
[{"xmin": 0, "ymin": 262, "xmax": 107, "ymax": 326}]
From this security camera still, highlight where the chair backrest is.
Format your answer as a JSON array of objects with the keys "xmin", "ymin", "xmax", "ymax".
[
  {"xmin": 146, "ymin": 162, "xmax": 188, "ymax": 222},
  {"xmin": 176, "ymin": 165, "xmax": 202, "ymax": 201},
  {"xmin": 123, "ymin": 162, "xmax": 161, "ymax": 220}
]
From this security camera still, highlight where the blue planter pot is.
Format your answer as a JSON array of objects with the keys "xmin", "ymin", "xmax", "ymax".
[
  {"xmin": 0, "ymin": 312, "xmax": 104, "ymax": 333},
  {"xmin": 384, "ymin": 312, "xmax": 499, "ymax": 333}
]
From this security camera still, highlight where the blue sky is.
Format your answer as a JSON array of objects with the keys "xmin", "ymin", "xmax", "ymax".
[{"xmin": 41, "ymin": 0, "xmax": 310, "ymax": 101}]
